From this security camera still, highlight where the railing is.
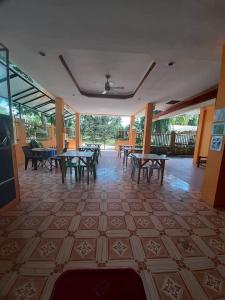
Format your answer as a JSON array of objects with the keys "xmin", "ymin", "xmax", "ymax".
[
  {"xmin": 151, "ymin": 132, "xmax": 196, "ymax": 147},
  {"xmin": 115, "ymin": 130, "xmax": 197, "ymax": 155},
  {"xmin": 151, "ymin": 133, "xmax": 171, "ymax": 146},
  {"xmin": 115, "ymin": 129, "xmax": 129, "ymax": 140},
  {"xmin": 175, "ymin": 132, "xmax": 196, "ymax": 146}
]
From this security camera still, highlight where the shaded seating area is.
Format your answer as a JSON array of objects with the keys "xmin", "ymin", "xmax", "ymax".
[{"xmin": 22, "ymin": 141, "xmax": 57, "ymax": 170}]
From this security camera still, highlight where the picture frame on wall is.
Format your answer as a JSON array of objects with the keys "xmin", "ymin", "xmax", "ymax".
[
  {"xmin": 214, "ymin": 108, "xmax": 225, "ymax": 122},
  {"xmin": 210, "ymin": 135, "xmax": 223, "ymax": 152},
  {"xmin": 212, "ymin": 123, "xmax": 225, "ymax": 135}
]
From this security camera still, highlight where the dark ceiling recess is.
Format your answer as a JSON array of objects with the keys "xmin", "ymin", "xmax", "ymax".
[
  {"xmin": 166, "ymin": 100, "xmax": 181, "ymax": 105},
  {"xmin": 59, "ymin": 55, "xmax": 156, "ymax": 99}
]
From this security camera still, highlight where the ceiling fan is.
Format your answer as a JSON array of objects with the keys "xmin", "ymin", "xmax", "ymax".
[{"xmin": 102, "ymin": 74, "xmax": 124, "ymax": 94}]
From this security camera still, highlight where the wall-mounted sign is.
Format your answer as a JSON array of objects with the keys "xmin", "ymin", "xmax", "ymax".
[
  {"xmin": 210, "ymin": 135, "xmax": 223, "ymax": 152},
  {"xmin": 212, "ymin": 123, "xmax": 225, "ymax": 135},
  {"xmin": 214, "ymin": 108, "xmax": 225, "ymax": 122}
]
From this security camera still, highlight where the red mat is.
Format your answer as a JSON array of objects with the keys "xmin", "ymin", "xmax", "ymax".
[{"xmin": 50, "ymin": 268, "xmax": 147, "ymax": 300}]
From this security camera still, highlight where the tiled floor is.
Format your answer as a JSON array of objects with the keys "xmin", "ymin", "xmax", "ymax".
[{"xmin": 0, "ymin": 151, "xmax": 225, "ymax": 299}]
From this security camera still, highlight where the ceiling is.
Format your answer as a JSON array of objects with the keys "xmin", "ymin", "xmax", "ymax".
[{"xmin": 0, "ymin": 0, "xmax": 224, "ymax": 115}]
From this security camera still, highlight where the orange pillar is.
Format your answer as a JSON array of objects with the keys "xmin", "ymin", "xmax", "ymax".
[
  {"xmin": 193, "ymin": 105, "xmax": 215, "ymax": 165},
  {"xmin": 55, "ymin": 97, "xmax": 64, "ymax": 154},
  {"xmin": 75, "ymin": 112, "xmax": 80, "ymax": 150},
  {"xmin": 143, "ymin": 103, "xmax": 154, "ymax": 154},
  {"xmin": 193, "ymin": 109, "xmax": 206, "ymax": 165},
  {"xmin": 129, "ymin": 114, "xmax": 135, "ymax": 146},
  {"xmin": 202, "ymin": 44, "xmax": 225, "ymax": 208}
]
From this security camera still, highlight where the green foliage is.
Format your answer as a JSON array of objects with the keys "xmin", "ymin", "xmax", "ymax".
[
  {"xmin": 152, "ymin": 119, "xmax": 171, "ymax": 133},
  {"xmin": 135, "ymin": 116, "xmax": 145, "ymax": 131},
  {"xmin": 80, "ymin": 115, "xmax": 123, "ymax": 148}
]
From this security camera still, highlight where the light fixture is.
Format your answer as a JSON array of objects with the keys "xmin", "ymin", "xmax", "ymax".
[
  {"xmin": 168, "ymin": 61, "xmax": 175, "ymax": 66},
  {"xmin": 39, "ymin": 51, "xmax": 46, "ymax": 57}
]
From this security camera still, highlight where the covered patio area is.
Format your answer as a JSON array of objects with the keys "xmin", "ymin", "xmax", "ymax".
[
  {"xmin": 1, "ymin": 1, "xmax": 225, "ymax": 299},
  {"xmin": 1, "ymin": 151, "xmax": 224, "ymax": 299}
]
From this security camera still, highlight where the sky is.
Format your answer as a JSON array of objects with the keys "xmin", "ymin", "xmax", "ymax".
[{"xmin": 121, "ymin": 116, "xmax": 130, "ymax": 127}]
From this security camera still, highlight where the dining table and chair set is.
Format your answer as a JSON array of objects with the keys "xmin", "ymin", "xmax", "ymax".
[
  {"xmin": 22, "ymin": 142, "xmax": 101, "ymax": 184},
  {"xmin": 118, "ymin": 144, "xmax": 168, "ymax": 185}
]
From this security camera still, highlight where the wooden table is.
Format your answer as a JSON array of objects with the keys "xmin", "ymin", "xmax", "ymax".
[
  {"xmin": 132, "ymin": 153, "xmax": 168, "ymax": 184},
  {"xmin": 57, "ymin": 151, "xmax": 94, "ymax": 184}
]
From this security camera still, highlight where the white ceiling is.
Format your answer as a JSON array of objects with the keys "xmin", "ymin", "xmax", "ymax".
[{"xmin": 0, "ymin": 0, "xmax": 224, "ymax": 115}]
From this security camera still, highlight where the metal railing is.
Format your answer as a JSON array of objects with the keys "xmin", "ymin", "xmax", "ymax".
[{"xmin": 115, "ymin": 129, "xmax": 129, "ymax": 140}]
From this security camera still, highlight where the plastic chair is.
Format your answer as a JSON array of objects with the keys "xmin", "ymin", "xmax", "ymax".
[
  {"xmin": 64, "ymin": 158, "xmax": 78, "ymax": 181},
  {"xmin": 22, "ymin": 146, "xmax": 34, "ymax": 170}
]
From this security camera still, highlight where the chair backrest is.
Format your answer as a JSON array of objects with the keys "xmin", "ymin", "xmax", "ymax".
[
  {"xmin": 30, "ymin": 139, "xmax": 39, "ymax": 148},
  {"xmin": 22, "ymin": 146, "xmax": 33, "ymax": 158}
]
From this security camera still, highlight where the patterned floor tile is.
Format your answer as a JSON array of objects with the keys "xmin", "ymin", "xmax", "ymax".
[
  {"xmin": 128, "ymin": 202, "xmax": 145, "ymax": 211},
  {"xmin": 107, "ymin": 216, "xmax": 126, "ymax": 230},
  {"xmin": 70, "ymin": 238, "xmax": 96, "ymax": 261},
  {"xmin": 29, "ymin": 239, "xmax": 63, "ymax": 261},
  {"xmin": 108, "ymin": 238, "xmax": 133, "ymax": 260},
  {"xmin": 201, "ymin": 236, "xmax": 225, "ymax": 255},
  {"xmin": 158, "ymin": 216, "xmax": 182, "ymax": 229},
  {"xmin": 133, "ymin": 216, "xmax": 154, "ymax": 229},
  {"xmin": 171, "ymin": 236, "xmax": 203, "ymax": 257},
  {"xmin": 48, "ymin": 216, "xmax": 72, "ymax": 230},
  {"xmin": 152, "ymin": 272, "xmax": 192, "ymax": 299},
  {"xmin": 107, "ymin": 202, "xmax": 123, "ymax": 211},
  {"xmin": 193, "ymin": 269, "xmax": 225, "ymax": 299},
  {"xmin": 0, "ymin": 239, "xmax": 27, "ymax": 260},
  {"xmin": 141, "ymin": 237, "xmax": 169, "ymax": 258},
  {"xmin": 18, "ymin": 217, "xmax": 45, "ymax": 230},
  {"xmin": 5, "ymin": 275, "xmax": 47, "ymax": 300},
  {"xmin": 0, "ymin": 217, "xmax": 17, "ymax": 230},
  {"xmin": 182, "ymin": 216, "xmax": 206, "ymax": 228},
  {"xmin": 78, "ymin": 216, "xmax": 99, "ymax": 230}
]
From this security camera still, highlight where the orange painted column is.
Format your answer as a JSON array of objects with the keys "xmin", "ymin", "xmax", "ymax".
[
  {"xmin": 193, "ymin": 105, "xmax": 215, "ymax": 165},
  {"xmin": 202, "ymin": 45, "xmax": 225, "ymax": 208},
  {"xmin": 129, "ymin": 114, "xmax": 135, "ymax": 146},
  {"xmin": 55, "ymin": 97, "xmax": 64, "ymax": 154},
  {"xmin": 143, "ymin": 103, "xmax": 154, "ymax": 154},
  {"xmin": 193, "ymin": 108, "xmax": 206, "ymax": 165},
  {"xmin": 75, "ymin": 112, "xmax": 80, "ymax": 150}
]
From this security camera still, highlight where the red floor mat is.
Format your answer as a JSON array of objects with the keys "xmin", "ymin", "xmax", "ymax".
[{"xmin": 50, "ymin": 268, "xmax": 147, "ymax": 300}]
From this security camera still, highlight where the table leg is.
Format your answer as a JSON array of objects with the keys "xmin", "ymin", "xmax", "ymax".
[
  {"xmin": 61, "ymin": 157, "xmax": 65, "ymax": 183},
  {"xmin": 137, "ymin": 160, "xmax": 141, "ymax": 184},
  {"xmin": 160, "ymin": 160, "xmax": 165, "ymax": 185},
  {"xmin": 87, "ymin": 157, "xmax": 90, "ymax": 185},
  {"xmin": 33, "ymin": 157, "xmax": 38, "ymax": 170}
]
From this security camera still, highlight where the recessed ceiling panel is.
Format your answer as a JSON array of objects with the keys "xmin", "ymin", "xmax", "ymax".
[{"xmin": 63, "ymin": 49, "xmax": 154, "ymax": 95}]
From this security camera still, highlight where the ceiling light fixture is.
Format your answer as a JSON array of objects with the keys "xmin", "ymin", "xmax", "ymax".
[
  {"xmin": 168, "ymin": 61, "xmax": 175, "ymax": 66},
  {"xmin": 39, "ymin": 51, "xmax": 46, "ymax": 57}
]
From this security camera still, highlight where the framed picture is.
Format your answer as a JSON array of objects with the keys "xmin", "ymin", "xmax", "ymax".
[
  {"xmin": 212, "ymin": 123, "xmax": 225, "ymax": 135},
  {"xmin": 210, "ymin": 135, "xmax": 223, "ymax": 152},
  {"xmin": 214, "ymin": 108, "xmax": 225, "ymax": 122}
]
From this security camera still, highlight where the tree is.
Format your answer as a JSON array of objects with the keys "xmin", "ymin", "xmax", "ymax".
[{"xmin": 80, "ymin": 115, "xmax": 123, "ymax": 148}]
